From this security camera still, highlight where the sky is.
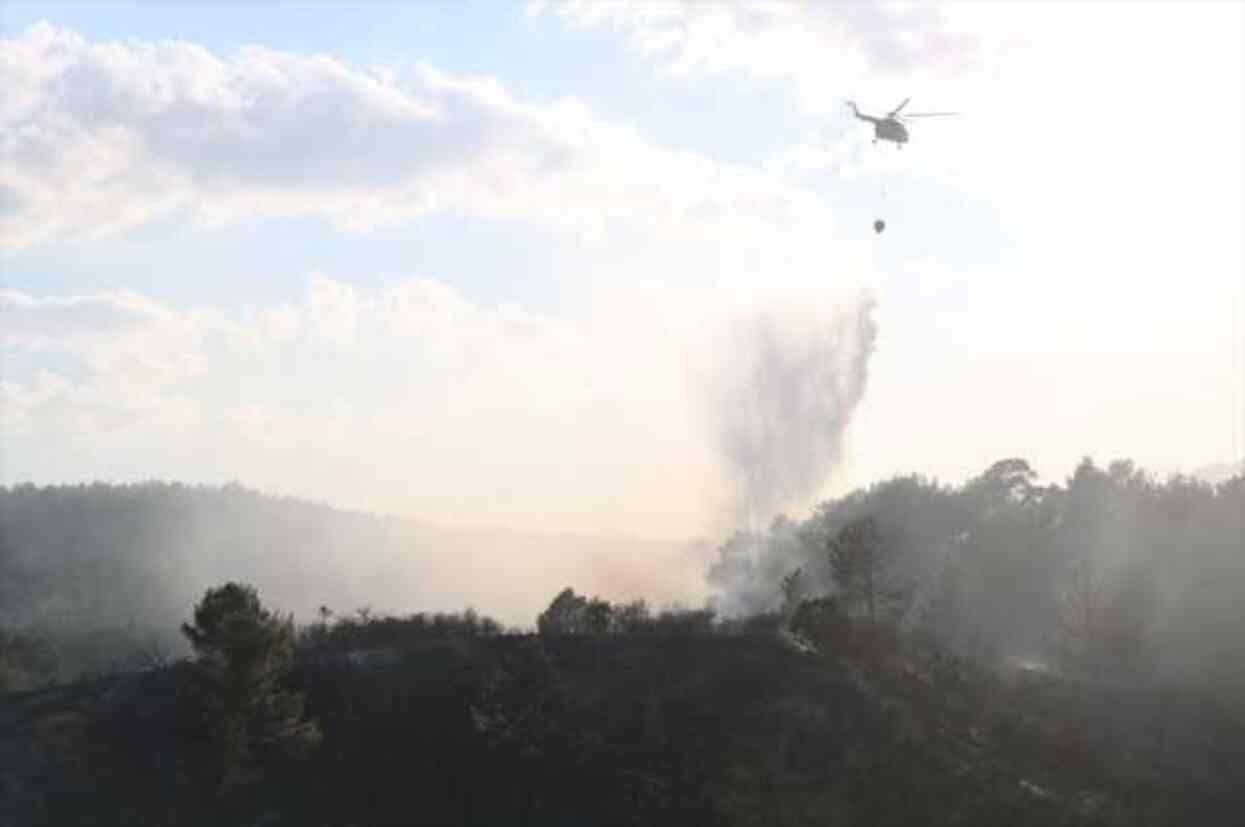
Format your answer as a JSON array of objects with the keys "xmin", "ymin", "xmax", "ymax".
[{"xmin": 2, "ymin": 1, "xmax": 1242, "ymax": 542}]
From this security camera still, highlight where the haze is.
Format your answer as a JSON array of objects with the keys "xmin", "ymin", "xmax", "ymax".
[{"xmin": 2, "ymin": 2, "xmax": 1242, "ymax": 613}]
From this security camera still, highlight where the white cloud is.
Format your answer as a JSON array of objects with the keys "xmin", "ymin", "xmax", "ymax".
[
  {"xmin": 545, "ymin": 0, "xmax": 974, "ymax": 109},
  {"xmin": 1, "ymin": 287, "xmax": 214, "ymax": 386},
  {"xmin": 1, "ymin": 288, "xmax": 161, "ymax": 342},
  {"xmin": 0, "ymin": 22, "xmax": 838, "ymax": 252},
  {"xmin": 0, "ymin": 287, "xmax": 245, "ymax": 438},
  {"xmin": 553, "ymin": 1, "xmax": 1244, "ymax": 256}
]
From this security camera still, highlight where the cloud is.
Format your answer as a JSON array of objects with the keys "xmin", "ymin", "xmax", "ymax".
[
  {"xmin": 0, "ymin": 22, "xmax": 523, "ymax": 245},
  {"xmin": 0, "ymin": 287, "xmax": 244, "ymax": 440},
  {"xmin": 0, "ymin": 288, "xmax": 164, "ymax": 343},
  {"xmin": 544, "ymin": 1, "xmax": 977, "ymax": 110},
  {"xmin": 1, "ymin": 22, "xmax": 837, "ymax": 251},
  {"xmin": 551, "ymin": 1, "xmax": 1244, "ymax": 251},
  {"xmin": 0, "ymin": 287, "xmax": 217, "ymax": 388}
]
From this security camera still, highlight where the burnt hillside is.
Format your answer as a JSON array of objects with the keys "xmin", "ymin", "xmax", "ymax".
[{"xmin": 3, "ymin": 595, "xmax": 1240, "ymax": 827}]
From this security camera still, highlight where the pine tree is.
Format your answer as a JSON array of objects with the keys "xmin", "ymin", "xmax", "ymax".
[{"xmin": 180, "ymin": 582, "xmax": 320, "ymax": 791}]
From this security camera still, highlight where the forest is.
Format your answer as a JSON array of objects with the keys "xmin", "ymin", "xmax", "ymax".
[{"xmin": 1, "ymin": 457, "xmax": 1243, "ymax": 825}]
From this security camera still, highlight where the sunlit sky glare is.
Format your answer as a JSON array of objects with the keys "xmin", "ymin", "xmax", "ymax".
[{"xmin": 2, "ymin": 2, "xmax": 1242, "ymax": 540}]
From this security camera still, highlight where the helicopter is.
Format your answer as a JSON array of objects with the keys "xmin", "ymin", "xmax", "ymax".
[{"xmin": 846, "ymin": 97, "xmax": 957, "ymax": 148}]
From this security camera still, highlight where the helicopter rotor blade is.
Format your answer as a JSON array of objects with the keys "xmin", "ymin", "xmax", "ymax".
[
  {"xmin": 887, "ymin": 97, "xmax": 911, "ymax": 117},
  {"xmin": 900, "ymin": 112, "xmax": 958, "ymax": 118}
]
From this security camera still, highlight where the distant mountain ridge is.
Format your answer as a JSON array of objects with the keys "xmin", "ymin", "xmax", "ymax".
[{"xmin": 0, "ymin": 481, "xmax": 709, "ymax": 678}]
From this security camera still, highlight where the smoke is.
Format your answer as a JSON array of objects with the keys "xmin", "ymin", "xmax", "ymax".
[{"xmin": 699, "ymin": 290, "xmax": 878, "ymax": 614}]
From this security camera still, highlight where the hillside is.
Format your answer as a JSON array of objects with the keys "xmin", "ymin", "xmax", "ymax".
[
  {"xmin": 4, "ymin": 602, "xmax": 1239, "ymax": 827},
  {"xmin": 0, "ymin": 482, "xmax": 705, "ymax": 681},
  {"xmin": 3, "ymin": 459, "xmax": 1244, "ymax": 825}
]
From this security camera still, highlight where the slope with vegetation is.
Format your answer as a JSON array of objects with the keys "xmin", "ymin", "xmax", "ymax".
[
  {"xmin": 1, "ymin": 456, "xmax": 1242, "ymax": 825},
  {"xmin": 1, "ymin": 576, "xmax": 1241, "ymax": 825}
]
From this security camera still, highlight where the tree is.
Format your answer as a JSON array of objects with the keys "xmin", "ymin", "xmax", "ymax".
[
  {"xmin": 967, "ymin": 458, "xmax": 1041, "ymax": 507},
  {"xmin": 788, "ymin": 596, "xmax": 850, "ymax": 652},
  {"xmin": 614, "ymin": 599, "xmax": 651, "ymax": 633},
  {"xmin": 827, "ymin": 516, "xmax": 902, "ymax": 631},
  {"xmin": 583, "ymin": 597, "xmax": 615, "ymax": 635},
  {"xmin": 537, "ymin": 588, "xmax": 589, "ymax": 637},
  {"xmin": 1056, "ymin": 560, "xmax": 1156, "ymax": 676},
  {"xmin": 779, "ymin": 567, "xmax": 805, "ymax": 617},
  {"xmin": 470, "ymin": 638, "xmax": 574, "ymax": 826},
  {"xmin": 180, "ymin": 582, "xmax": 320, "ymax": 791}
]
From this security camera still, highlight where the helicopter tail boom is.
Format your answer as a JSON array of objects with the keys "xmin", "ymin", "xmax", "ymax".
[{"xmin": 845, "ymin": 101, "xmax": 877, "ymax": 123}]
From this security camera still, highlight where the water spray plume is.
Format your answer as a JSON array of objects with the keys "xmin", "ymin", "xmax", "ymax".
[{"xmin": 703, "ymin": 289, "xmax": 878, "ymax": 613}]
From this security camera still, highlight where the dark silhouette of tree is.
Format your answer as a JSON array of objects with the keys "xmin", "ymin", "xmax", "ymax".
[
  {"xmin": 180, "ymin": 581, "xmax": 320, "ymax": 792},
  {"xmin": 6, "ymin": 578, "xmax": 1237, "ymax": 826},
  {"xmin": 967, "ymin": 457, "xmax": 1042, "ymax": 506},
  {"xmin": 537, "ymin": 587, "xmax": 589, "ymax": 636},
  {"xmin": 584, "ymin": 597, "xmax": 615, "ymax": 635},
  {"xmin": 788, "ymin": 595, "xmax": 850, "ymax": 652},
  {"xmin": 828, "ymin": 516, "xmax": 890, "ymax": 630},
  {"xmin": 471, "ymin": 638, "xmax": 577, "ymax": 826},
  {"xmin": 614, "ymin": 598, "xmax": 651, "ymax": 633},
  {"xmin": 779, "ymin": 567, "xmax": 805, "ymax": 617}
]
